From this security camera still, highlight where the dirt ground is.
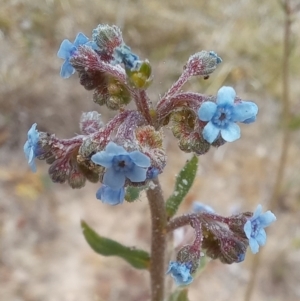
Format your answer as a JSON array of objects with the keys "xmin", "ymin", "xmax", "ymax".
[{"xmin": 1, "ymin": 1, "xmax": 300, "ymax": 301}]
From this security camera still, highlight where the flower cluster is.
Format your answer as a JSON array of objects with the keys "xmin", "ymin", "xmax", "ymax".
[{"xmin": 22, "ymin": 23, "xmax": 276, "ymax": 292}]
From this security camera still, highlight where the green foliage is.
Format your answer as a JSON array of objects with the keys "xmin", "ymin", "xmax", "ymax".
[
  {"xmin": 165, "ymin": 155, "xmax": 198, "ymax": 218},
  {"xmin": 81, "ymin": 220, "xmax": 150, "ymax": 270},
  {"xmin": 168, "ymin": 289, "xmax": 190, "ymax": 301}
]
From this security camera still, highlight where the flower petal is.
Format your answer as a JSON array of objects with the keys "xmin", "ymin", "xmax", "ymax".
[
  {"xmin": 74, "ymin": 32, "xmax": 89, "ymax": 47},
  {"xmin": 256, "ymin": 229, "xmax": 267, "ymax": 246},
  {"xmin": 232, "ymin": 101, "xmax": 258, "ymax": 122},
  {"xmin": 57, "ymin": 40, "xmax": 75, "ymax": 59},
  {"xmin": 96, "ymin": 185, "xmax": 125, "ymax": 205},
  {"xmin": 197, "ymin": 101, "xmax": 217, "ymax": 121},
  {"xmin": 125, "ymin": 165, "xmax": 147, "ymax": 183},
  {"xmin": 91, "ymin": 151, "xmax": 114, "ymax": 168},
  {"xmin": 60, "ymin": 60, "xmax": 75, "ymax": 79},
  {"xmin": 258, "ymin": 210, "xmax": 277, "ymax": 227},
  {"xmin": 252, "ymin": 204, "xmax": 263, "ymax": 219},
  {"xmin": 249, "ymin": 237, "xmax": 260, "ymax": 254},
  {"xmin": 129, "ymin": 151, "xmax": 150, "ymax": 167},
  {"xmin": 202, "ymin": 121, "xmax": 220, "ymax": 143},
  {"xmin": 29, "ymin": 157, "xmax": 37, "ymax": 173},
  {"xmin": 216, "ymin": 86, "xmax": 236, "ymax": 106},
  {"xmin": 220, "ymin": 123, "xmax": 240, "ymax": 142},
  {"xmin": 103, "ymin": 168, "xmax": 126, "ymax": 189},
  {"xmin": 105, "ymin": 142, "xmax": 127, "ymax": 156},
  {"xmin": 243, "ymin": 220, "xmax": 252, "ymax": 240}
]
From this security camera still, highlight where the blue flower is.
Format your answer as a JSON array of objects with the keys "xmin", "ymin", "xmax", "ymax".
[
  {"xmin": 166, "ymin": 261, "xmax": 193, "ymax": 286},
  {"xmin": 96, "ymin": 185, "xmax": 125, "ymax": 206},
  {"xmin": 147, "ymin": 167, "xmax": 159, "ymax": 179},
  {"xmin": 91, "ymin": 142, "xmax": 151, "ymax": 189},
  {"xmin": 114, "ymin": 45, "xmax": 140, "ymax": 71},
  {"xmin": 57, "ymin": 32, "xmax": 90, "ymax": 78},
  {"xmin": 192, "ymin": 202, "xmax": 215, "ymax": 213},
  {"xmin": 24, "ymin": 123, "xmax": 40, "ymax": 172},
  {"xmin": 209, "ymin": 51, "xmax": 222, "ymax": 64},
  {"xmin": 197, "ymin": 86, "xmax": 258, "ymax": 143},
  {"xmin": 244, "ymin": 204, "xmax": 276, "ymax": 254}
]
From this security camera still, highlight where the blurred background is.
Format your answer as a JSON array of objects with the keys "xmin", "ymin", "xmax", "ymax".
[{"xmin": 0, "ymin": 0, "xmax": 300, "ymax": 300}]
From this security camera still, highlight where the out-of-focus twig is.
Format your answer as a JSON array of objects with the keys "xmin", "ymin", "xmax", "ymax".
[{"xmin": 244, "ymin": 1, "xmax": 294, "ymax": 301}]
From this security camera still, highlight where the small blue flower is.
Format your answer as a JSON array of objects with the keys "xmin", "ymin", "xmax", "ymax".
[
  {"xmin": 114, "ymin": 45, "xmax": 140, "ymax": 71},
  {"xmin": 147, "ymin": 167, "xmax": 159, "ymax": 179},
  {"xmin": 166, "ymin": 261, "xmax": 193, "ymax": 286},
  {"xmin": 91, "ymin": 142, "xmax": 151, "ymax": 189},
  {"xmin": 197, "ymin": 86, "xmax": 258, "ymax": 143},
  {"xmin": 23, "ymin": 123, "xmax": 40, "ymax": 172},
  {"xmin": 244, "ymin": 204, "xmax": 276, "ymax": 254},
  {"xmin": 192, "ymin": 202, "xmax": 215, "ymax": 213},
  {"xmin": 96, "ymin": 185, "xmax": 125, "ymax": 206},
  {"xmin": 57, "ymin": 32, "xmax": 90, "ymax": 78}
]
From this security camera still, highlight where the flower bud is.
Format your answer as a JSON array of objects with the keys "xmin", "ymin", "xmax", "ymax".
[
  {"xmin": 92, "ymin": 24, "xmax": 123, "ymax": 59},
  {"xmin": 126, "ymin": 60, "xmax": 153, "ymax": 89},
  {"xmin": 185, "ymin": 50, "xmax": 222, "ymax": 78}
]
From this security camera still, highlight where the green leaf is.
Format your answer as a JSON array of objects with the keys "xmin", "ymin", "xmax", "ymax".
[
  {"xmin": 168, "ymin": 289, "xmax": 189, "ymax": 301},
  {"xmin": 165, "ymin": 155, "xmax": 198, "ymax": 218},
  {"xmin": 125, "ymin": 186, "xmax": 142, "ymax": 202},
  {"xmin": 81, "ymin": 220, "xmax": 150, "ymax": 270}
]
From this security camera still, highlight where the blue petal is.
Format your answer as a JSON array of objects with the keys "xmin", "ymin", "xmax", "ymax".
[
  {"xmin": 96, "ymin": 185, "xmax": 125, "ymax": 205},
  {"xmin": 242, "ymin": 116, "xmax": 256, "ymax": 124},
  {"xmin": 243, "ymin": 220, "xmax": 252, "ymax": 240},
  {"xmin": 258, "ymin": 211, "xmax": 276, "ymax": 227},
  {"xmin": 256, "ymin": 229, "xmax": 267, "ymax": 246},
  {"xmin": 125, "ymin": 165, "xmax": 147, "ymax": 183},
  {"xmin": 192, "ymin": 202, "xmax": 215, "ymax": 213},
  {"xmin": 249, "ymin": 237, "xmax": 259, "ymax": 254},
  {"xmin": 129, "ymin": 151, "xmax": 150, "ymax": 167},
  {"xmin": 23, "ymin": 140, "xmax": 30, "ymax": 160},
  {"xmin": 197, "ymin": 101, "xmax": 217, "ymax": 121},
  {"xmin": 91, "ymin": 151, "xmax": 114, "ymax": 168},
  {"xmin": 103, "ymin": 168, "xmax": 126, "ymax": 189},
  {"xmin": 60, "ymin": 60, "xmax": 75, "ymax": 78},
  {"xmin": 202, "ymin": 121, "xmax": 220, "ymax": 143},
  {"xmin": 216, "ymin": 86, "xmax": 236, "ymax": 106},
  {"xmin": 57, "ymin": 40, "xmax": 75, "ymax": 59},
  {"xmin": 74, "ymin": 32, "xmax": 89, "ymax": 47},
  {"xmin": 220, "ymin": 122, "xmax": 240, "ymax": 142},
  {"xmin": 166, "ymin": 262, "xmax": 193, "ymax": 286},
  {"xmin": 106, "ymin": 142, "xmax": 127, "ymax": 156},
  {"xmin": 232, "ymin": 101, "xmax": 258, "ymax": 122},
  {"xmin": 29, "ymin": 157, "xmax": 37, "ymax": 173},
  {"xmin": 252, "ymin": 204, "xmax": 263, "ymax": 219}
]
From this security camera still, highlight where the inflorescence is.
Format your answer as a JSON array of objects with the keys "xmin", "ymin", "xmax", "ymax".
[{"xmin": 23, "ymin": 24, "xmax": 276, "ymax": 287}]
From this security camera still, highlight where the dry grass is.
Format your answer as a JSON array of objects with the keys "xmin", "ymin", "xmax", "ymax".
[{"xmin": 1, "ymin": 0, "xmax": 300, "ymax": 300}]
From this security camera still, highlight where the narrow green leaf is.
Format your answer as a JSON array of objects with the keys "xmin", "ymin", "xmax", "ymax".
[
  {"xmin": 81, "ymin": 220, "xmax": 150, "ymax": 270},
  {"xmin": 168, "ymin": 289, "xmax": 190, "ymax": 301},
  {"xmin": 165, "ymin": 155, "xmax": 198, "ymax": 218}
]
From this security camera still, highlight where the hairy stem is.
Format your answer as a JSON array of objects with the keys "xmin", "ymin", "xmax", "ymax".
[
  {"xmin": 244, "ymin": 1, "xmax": 292, "ymax": 300},
  {"xmin": 146, "ymin": 178, "xmax": 167, "ymax": 301}
]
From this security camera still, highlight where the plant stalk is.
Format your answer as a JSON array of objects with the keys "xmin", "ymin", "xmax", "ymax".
[{"xmin": 146, "ymin": 178, "xmax": 167, "ymax": 301}]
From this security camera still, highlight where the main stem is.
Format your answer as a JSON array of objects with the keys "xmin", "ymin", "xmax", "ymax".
[{"xmin": 146, "ymin": 178, "xmax": 167, "ymax": 301}]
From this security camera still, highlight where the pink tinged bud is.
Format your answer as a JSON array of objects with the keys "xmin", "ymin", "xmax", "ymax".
[
  {"xmin": 80, "ymin": 111, "xmax": 104, "ymax": 135},
  {"xmin": 92, "ymin": 24, "xmax": 123, "ymax": 58},
  {"xmin": 185, "ymin": 50, "xmax": 222, "ymax": 77}
]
